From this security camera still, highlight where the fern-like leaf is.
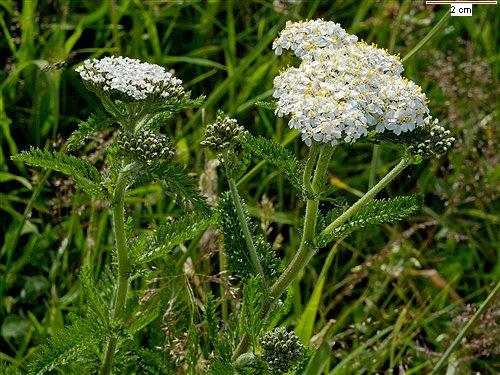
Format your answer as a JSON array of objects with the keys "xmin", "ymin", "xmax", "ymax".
[
  {"xmin": 67, "ymin": 110, "xmax": 114, "ymax": 150},
  {"xmin": 132, "ymin": 213, "xmax": 216, "ymax": 264},
  {"xmin": 28, "ymin": 314, "xmax": 110, "ymax": 375},
  {"xmin": 11, "ymin": 148, "xmax": 106, "ymax": 199},
  {"xmin": 206, "ymin": 359, "xmax": 235, "ymax": 375},
  {"xmin": 150, "ymin": 92, "xmax": 205, "ymax": 115},
  {"xmin": 133, "ymin": 348, "xmax": 175, "ymax": 374},
  {"xmin": 219, "ymin": 192, "xmax": 281, "ymax": 283},
  {"xmin": 240, "ymin": 135, "xmax": 303, "ymax": 194},
  {"xmin": 79, "ymin": 266, "xmax": 109, "ymax": 327},
  {"xmin": 149, "ymin": 162, "xmax": 212, "ymax": 217},
  {"xmin": 242, "ymin": 276, "xmax": 264, "ymax": 349},
  {"xmin": 318, "ymin": 194, "xmax": 424, "ymax": 247},
  {"xmin": 263, "ymin": 291, "xmax": 293, "ymax": 332}
]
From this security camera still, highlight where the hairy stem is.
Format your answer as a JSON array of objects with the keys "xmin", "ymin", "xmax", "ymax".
[
  {"xmin": 270, "ymin": 145, "xmax": 333, "ymax": 299},
  {"xmin": 231, "ymin": 145, "xmax": 332, "ymax": 362},
  {"xmin": 228, "ymin": 177, "xmax": 268, "ymax": 290},
  {"xmin": 232, "ymin": 154, "xmax": 411, "ymax": 364},
  {"xmin": 303, "ymin": 143, "xmax": 320, "ymax": 195},
  {"xmin": 317, "ymin": 158, "xmax": 410, "ymax": 243},
  {"xmin": 100, "ymin": 167, "xmax": 129, "ymax": 375}
]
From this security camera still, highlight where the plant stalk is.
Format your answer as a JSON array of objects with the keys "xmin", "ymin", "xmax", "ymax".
[
  {"xmin": 100, "ymin": 168, "xmax": 129, "ymax": 375},
  {"xmin": 270, "ymin": 145, "xmax": 333, "ymax": 299},
  {"xmin": 228, "ymin": 177, "xmax": 268, "ymax": 290},
  {"xmin": 318, "ymin": 158, "xmax": 410, "ymax": 243},
  {"xmin": 231, "ymin": 145, "xmax": 332, "ymax": 362},
  {"xmin": 232, "ymin": 155, "xmax": 410, "ymax": 364}
]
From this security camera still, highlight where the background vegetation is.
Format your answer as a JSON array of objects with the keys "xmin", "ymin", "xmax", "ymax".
[{"xmin": 1, "ymin": 0, "xmax": 498, "ymax": 373}]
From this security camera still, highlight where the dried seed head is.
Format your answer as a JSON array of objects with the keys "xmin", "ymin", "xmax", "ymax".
[
  {"xmin": 201, "ymin": 113, "xmax": 247, "ymax": 153},
  {"xmin": 260, "ymin": 327, "xmax": 305, "ymax": 373},
  {"xmin": 118, "ymin": 130, "xmax": 174, "ymax": 165}
]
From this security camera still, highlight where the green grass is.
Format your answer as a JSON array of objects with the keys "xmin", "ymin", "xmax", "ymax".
[{"xmin": 1, "ymin": 0, "xmax": 499, "ymax": 373}]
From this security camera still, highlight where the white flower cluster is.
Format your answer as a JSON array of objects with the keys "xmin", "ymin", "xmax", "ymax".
[
  {"xmin": 75, "ymin": 56, "xmax": 184, "ymax": 102},
  {"xmin": 273, "ymin": 20, "xmax": 433, "ymax": 147},
  {"xmin": 272, "ymin": 19, "xmax": 358, "ymax": 58}
]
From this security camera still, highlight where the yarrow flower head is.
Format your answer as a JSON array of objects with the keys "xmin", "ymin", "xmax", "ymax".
[
  {"xmin": 201, "ymin": 112, "xmax": 247, "ymax": 153},
  {"xmin": 272, "ymin": 20, "xmax": 445, "ymax": 149},
  {"xmin": 75, "ymin": 56, "xmax": 184, "ymax": 102},
  {"xmin": 260, "ymin": 327, "xmax": 305, "ymax": 373},
  {"xmin": 273, "ymin": 19, "xmax": 358, "ymax": 58},
  {"xmin": 118, "ymin": 130, "xmax": 174, "ymax": 166}
]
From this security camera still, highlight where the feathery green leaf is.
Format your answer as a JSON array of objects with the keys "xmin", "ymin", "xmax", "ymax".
[
  {"xmin": 241, "ymin": 135, "xmax": 303, "ymax": 194},
  {"xmin": 150, "ymin": 92, "xmax": 205, "ymax": 115},
  {"xmin": 79, "ymin": 266, "xmax": 109, "ymax": 327},
  {"xmin": 132, "ymin": 213, "xmax": 216, "ymax": 264},
  {"xmin": 242, "ymin": 276, "xmax": 264, "ymax": 349},
  {"xmin": 219, "ymin": 192, "xmax": 281, "ymax": 283},
  {"xmin": 67, "ymin": 110, "xmax": 114, "ymax": 150},
  {"xmin": 27, "ymin": 314, "xmax": 110, "ymax": 375},
  {"xmin": 149, "ymin": 162, "xmax": 212, "ymax": 217},
  {"xmin": 11, "ymin": 148, "xmax": 106, "ymax": 199},
  {"xmin": 255, "ymin": 100, "xmax": 277, "ymax": 110},
  {"xmin": 318, "ymin": 194, "xmax": 424, "ymax": 247}
]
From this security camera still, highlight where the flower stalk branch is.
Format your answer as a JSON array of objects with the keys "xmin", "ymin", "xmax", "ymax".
[
  {"xmin": 100, "ymin": 166, "xmax": 129, "ymax": 375},
  {"xmin": 270, "ymin": 145, "xmax": 333, "ymax": 299},
  {"xmin": 227, "ymin": 176, "xmax": 268, "ymax": 291},
  {"xmin": 317, "ymin": 157, "xmax": 411, "ymax": 244}
]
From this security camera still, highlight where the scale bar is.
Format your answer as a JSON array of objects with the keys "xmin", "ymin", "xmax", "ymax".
[{"xmin": 425, "ymin": 1, "xmax": 497, "ymax": 3}]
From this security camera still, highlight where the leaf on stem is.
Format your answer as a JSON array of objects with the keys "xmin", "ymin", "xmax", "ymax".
[
  {"xmin": 255, "ymin": 100, "xmax": 277, "ymax": 110},
  {"xmin": 67, "ymin": 109, "xmax": 114, "ymax": 150},
  {"xmin": 218, "ymin": 192, "xmax": 281, "ymax": 283},
  {"xmin": 240, "ymin": 134, "xmax": 304, "ymax": 194},
  {"xmin": 11, "ymin": 148, "xmax": 107, "ymax": 199},
  {"xmin": 242, "ymin": 276, "xmax": 264, "ymax": 349},
  {"xmin": 149, "ymin": 162, "xmax": 212, "ymax": 217},
  {"xmin": 318, "ymin": 194, "xmax": 424, "ymax": 247},
  {"xmin": 131, "ymin": 213, "xmax": 216, "ymax": 265}
]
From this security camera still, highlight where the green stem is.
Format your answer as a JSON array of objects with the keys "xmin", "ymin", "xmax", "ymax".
[
  {"xmin": 430, "ymin": 282, "xmax": 500, "ymax": 375},
  {"xmin": 100, "ymin": 167, "xmax": 129, "ymax": 375},
  {"xmin": 368, "ymin": 145, "xmax": 379, "ymax": 189},
  {"xmin": 318, "ymin": 158, "xmax": 410, "ymax": 243},
  {"xmin": 303, "ymin": 143, "xmax": 320, "ymax": 195},
  {"xmin": 270, "ymin": 145, "xmax": 333, "ymax": 299},
  {"xmin": 232, "ymin": 145, "xmax": 333, "ymax": 363},
  {"xmin": 228, "ymin": 177, "xmax": 268, "ymax": 290}
]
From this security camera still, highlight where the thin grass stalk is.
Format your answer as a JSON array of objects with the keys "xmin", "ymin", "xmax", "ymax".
[{"xmin": 430, "ymin": 282, "xmax": 500, "ymax": 375}]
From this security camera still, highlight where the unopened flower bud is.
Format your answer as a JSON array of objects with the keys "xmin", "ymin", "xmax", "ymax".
[
  {"xmin": 407, "ymin": 117, "xmax": 455, "ymax": 158},
  {"xmin": 260, "ymin": 327, "xmax": 305, "ymax": 373},
  {"xmin": 118, "ymin": 130, "xmax": 174, "ymax": 165},
  {"xmin": 201, "ymin": 113, "xmax": 247, "ymax": 153}
]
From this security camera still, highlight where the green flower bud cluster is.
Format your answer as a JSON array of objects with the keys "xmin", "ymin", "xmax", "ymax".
[
  {"xmin": 118, "ymin": 130, "xmax": 174, "ymax": 166},
  {"xmin": 260, "ymin": 327, "xmax": 305, "ymax": 373},
  {"xmin": 201, "ymin": 113, "xmax": 247, "ymax": 153},
  {"xmin": 407, "ymin": 117, "xmax": 455, "ymax": 158}
]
